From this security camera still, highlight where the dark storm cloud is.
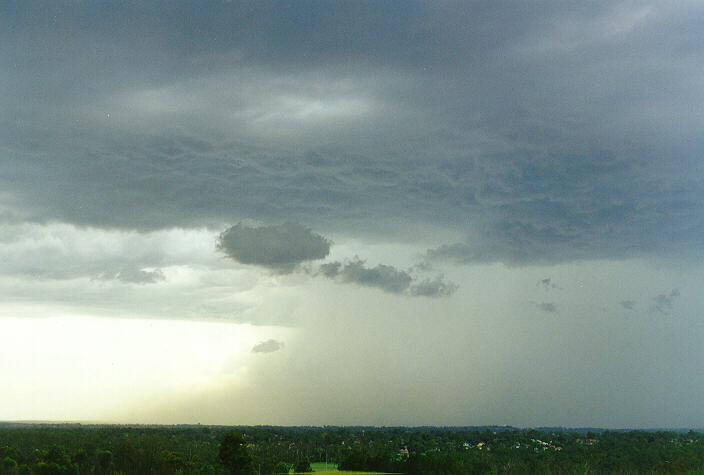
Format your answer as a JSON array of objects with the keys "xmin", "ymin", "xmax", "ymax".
[
  {"xmin": 3, "ymin": 1, "xmax": 704, "ymax": 264},
  {"xmin": 217, "ymin": 222, "xmax": 330, "ymax": 272},
  {"xmin": 252, "ymin": 339, "xmax": 284, "ymax": 354}
]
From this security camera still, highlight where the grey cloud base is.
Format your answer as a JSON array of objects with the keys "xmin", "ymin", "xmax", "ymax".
[
  {"xmin": 217, "ymin": 222, "xmax": 330, "ymax": 273},
  {"xmin": 3, "ymin": 2, "xmax": 704, "ymax": 266}
]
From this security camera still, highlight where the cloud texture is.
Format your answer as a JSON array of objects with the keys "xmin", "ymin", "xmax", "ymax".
[{"xmin": 2, "ymin": 1, "xmax": 704, "ymax": 265}]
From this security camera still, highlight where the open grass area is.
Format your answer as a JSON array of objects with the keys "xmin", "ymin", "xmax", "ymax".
[
  {"xmin": 308, "ymin": 472, "xmax": 393, "ymax": 475},
  {"xmin": 306, "ymin": 463, "xmax": 396, "ymax": 474},
  {"xmin": 307, "ymin": 472, "xmax": 395, "ymax": 475},
  {"xmin": 310, "ymin": 462, "xmax": 338, "ymax": 472}
]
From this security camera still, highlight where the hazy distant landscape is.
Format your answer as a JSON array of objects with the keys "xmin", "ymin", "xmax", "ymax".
[{"xmin": 2, "ymin": 423, "xmax": 704, "ymax": 474}]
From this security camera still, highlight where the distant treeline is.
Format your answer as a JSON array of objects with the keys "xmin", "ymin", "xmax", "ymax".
[{"xmin": 1, "ymin": 424, "xmax": 704, "ymax": 474}]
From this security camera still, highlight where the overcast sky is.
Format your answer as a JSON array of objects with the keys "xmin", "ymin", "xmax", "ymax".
[{"xmin": 2, "ymin": 0, "xmax": 704, "ymax": 428}]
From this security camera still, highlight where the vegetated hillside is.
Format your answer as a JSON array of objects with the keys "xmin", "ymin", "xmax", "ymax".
[{"xmin": 1, "ymin": 424, "xmax": 703, "ymax": 474}]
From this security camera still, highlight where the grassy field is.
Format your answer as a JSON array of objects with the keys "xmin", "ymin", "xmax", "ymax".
[
  {"xmin": 310, "ymin": 462, "xmax": 338, "ymax": 472},
  {"xmin": 304, "ymin": 462, "xmax": 397, "ymax": 474},
  {"xmin": 307, "ymin": 472, "xmax": 394, "ymax": 475}
]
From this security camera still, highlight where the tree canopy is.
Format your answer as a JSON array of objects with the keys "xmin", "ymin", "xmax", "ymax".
[{"xmin": 218, "ymin": 431, "xmax": 254, "ymax": 475}]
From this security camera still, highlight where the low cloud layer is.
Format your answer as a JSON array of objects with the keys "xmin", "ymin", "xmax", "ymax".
[
  {"xmin": 100, "ymin": 266, "xmax": 166, "ymax": 285},
  {"xmin": 409, "ymin": 277, "xmax": 458, "ymax": 298},
  {"xmin": 218, "ymin": 222, "xmax": 330, "ymax": 273},
  {"xmin": 216, "ymin": 223, "xmax": 458, "ymax": 297},
  {"xmin": 319, "ymin": 259, "xmax": 412, "ymax": 294},
  {"xmin": 0, "ymin": 223, "xmax": 219, "ymax": 282},
  {"xmin": 319, "ymin": 258, "xmax": 456, "ymax": 298}
]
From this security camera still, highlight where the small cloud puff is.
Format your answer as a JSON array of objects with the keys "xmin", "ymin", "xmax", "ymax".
[
  {"xmin": 218, "ymin": 222, "xmax": 331, "ymax": 273},
  {"xmin": 538, "ymin": 278, "xmax": 560, "ymax": 291},
  {"xmin": 252, "ymin": 339, "xmax": 284, "ymax": 353},
  {"xmin": 652, "ymin": 289, "xmax": 680, "ymax": 314}
]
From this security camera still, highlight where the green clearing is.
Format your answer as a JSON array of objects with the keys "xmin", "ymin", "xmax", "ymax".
[
  {"xmin": 306, "ymin": 462, "xmax": 396, "ymax": 474},
  {"xmin": 310, "ymin": 461, "xmax": 338, "ymax": 471},
  {"xmin": 307, "ymin": 472, "xmax": 393, "ymax": 475}
]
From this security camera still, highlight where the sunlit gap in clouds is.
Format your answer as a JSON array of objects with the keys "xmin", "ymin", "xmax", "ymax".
[{"xmin": 0, "ymin": 313, "xmax": 292, "ymax": 422}]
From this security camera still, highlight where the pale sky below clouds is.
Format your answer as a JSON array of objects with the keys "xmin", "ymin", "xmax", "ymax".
[{"xmin": 2, "ymin": 0, "xmax": 704, "ymax": 428}]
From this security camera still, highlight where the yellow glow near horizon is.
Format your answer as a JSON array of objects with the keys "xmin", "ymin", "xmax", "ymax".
[{"xmin": 0, "ymin": 313, "xmax": 292, "ymax": 422}]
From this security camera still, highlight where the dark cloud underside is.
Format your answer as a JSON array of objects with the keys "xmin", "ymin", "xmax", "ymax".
[
  {"xmin": 218, "ymin": 222, "xmax": 330, "ymax": 272},
  {"xmin": 1, "ymin": 1, "xmax": 704, "ymax": 265}
]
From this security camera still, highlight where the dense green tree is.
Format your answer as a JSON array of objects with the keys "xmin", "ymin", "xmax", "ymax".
[
  {"xmin": 293, "ymin": 458, "xmax": 311, "ymax": 473},
  {"xmin": 0, "ymin": 456, "xmax": 18, "ymax": 475},
  {"xmin": 71, "ymin": 448, "xmax": 88, "ymax": 473},
  {"xmin": 219, "ymin": 431, "xmax": 254, "ymax": 474},
  {"xmin": 159, "ymin": 450, "xmax": 184, "ymax": 474},
  {"xmin": 273, "ymin": 461, "xmax": 290, "ymax": 473},
  {"xmin": 0, "ymin": 424, "xmax": 703, "ymax": 473},
  {"xmin": 95, "ymin": 449, "xmax": 113, "ymax": 474}
]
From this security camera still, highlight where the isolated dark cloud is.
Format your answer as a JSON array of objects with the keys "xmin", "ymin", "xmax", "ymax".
[
  {"xmin": 218, "ymin": 222, "xmax": 330, "ymax": 272},
  {"xmin": 538, "ymin": 302, "xmax": 557, "ymax": 313},
  {"xmin": 252, "ymin": 339, "xmax": 284, "ymax": 354},
  {"xmin": 652, "ymin": 289, "xmax": 680, "ymax": 314}
]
